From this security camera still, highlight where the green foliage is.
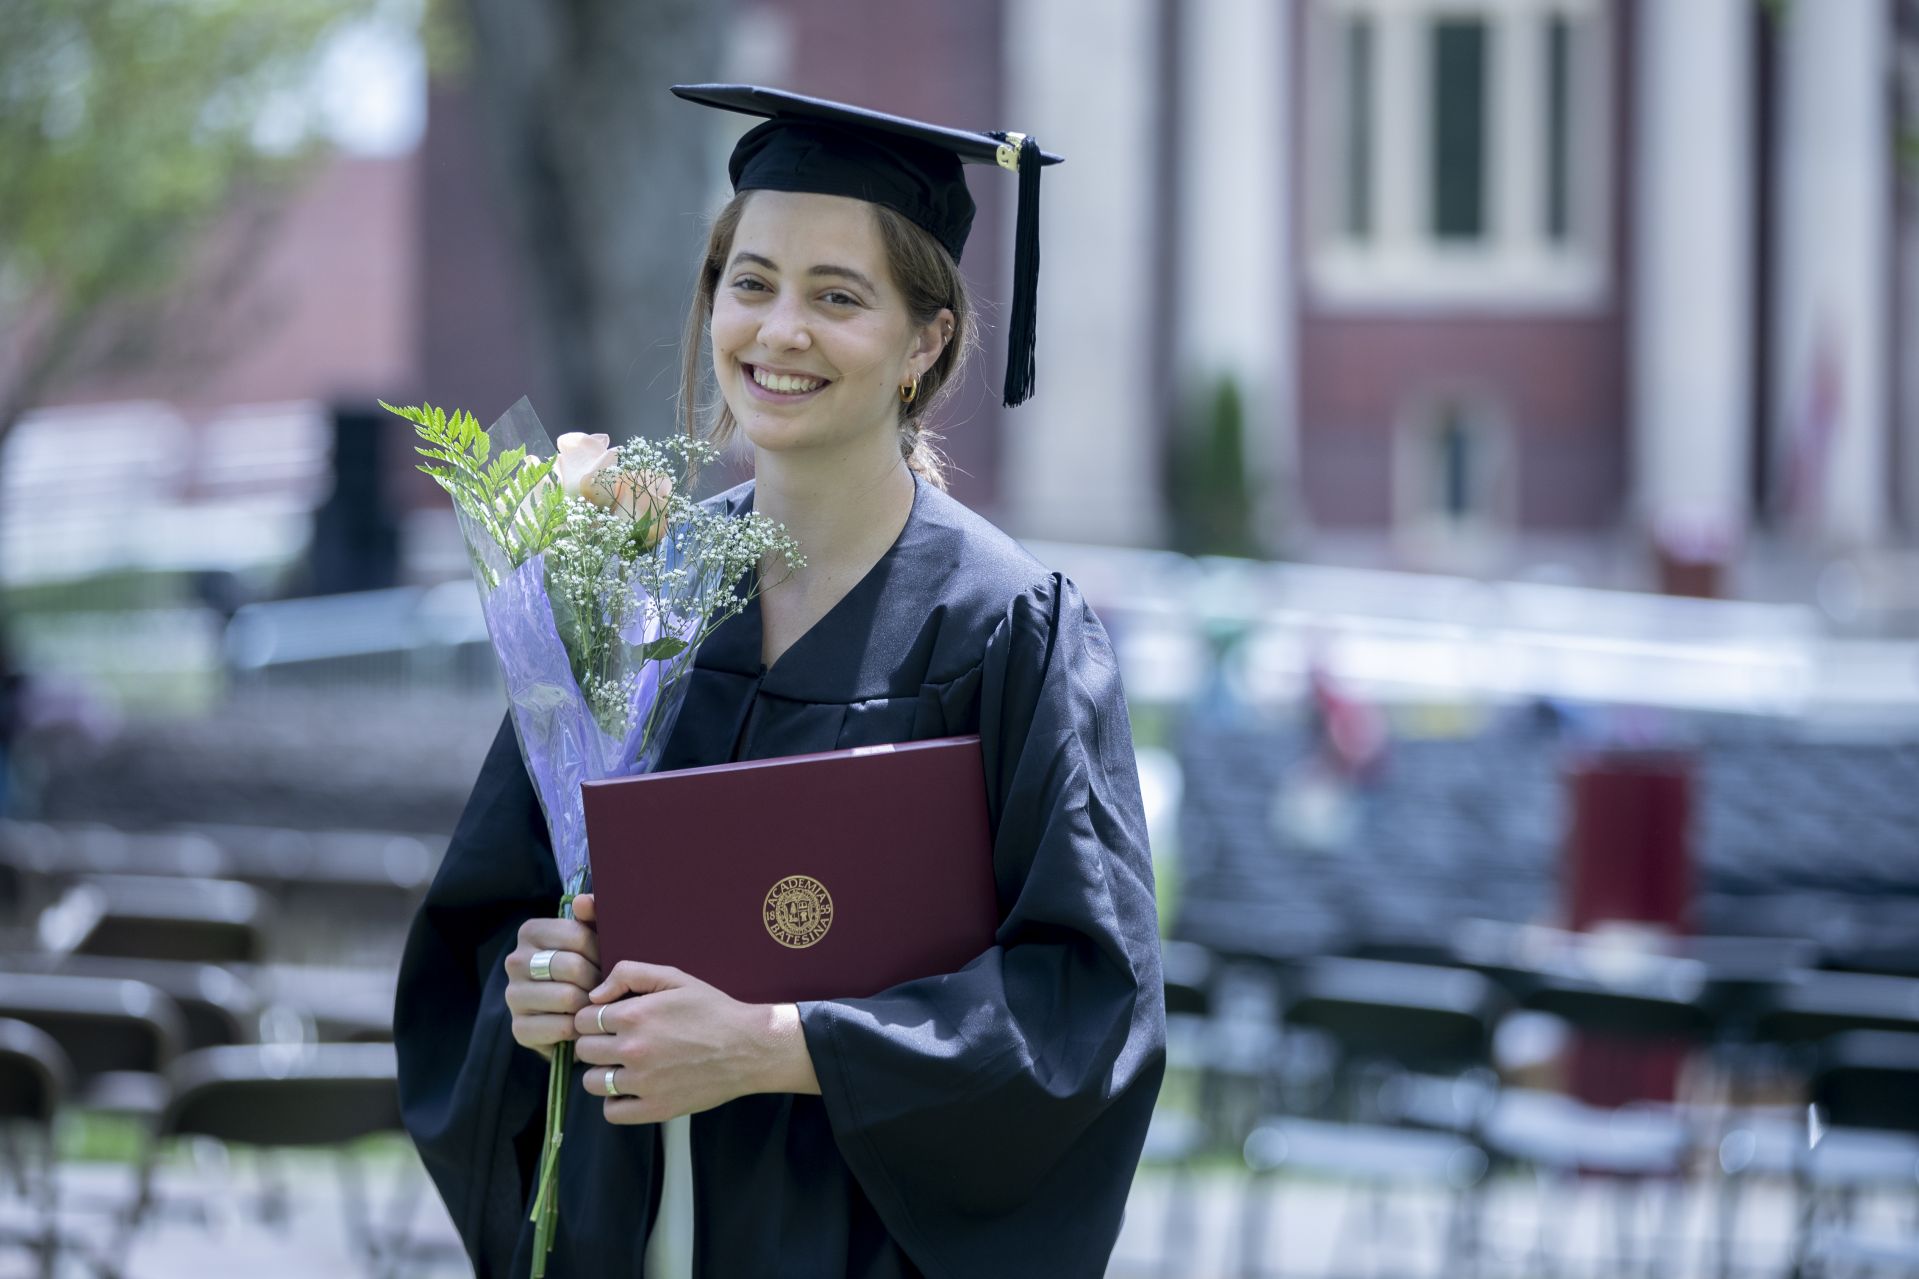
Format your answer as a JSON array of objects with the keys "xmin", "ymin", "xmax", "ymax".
[
  {"xmin": 2, "ymin": 568, "xmax": 194, "ymax": 616},
  {"xmin": 640, "ymin": 637, "xmax": 688, "ymax": 663},
  {"xmin": 59, "ymin": 1110, "xmax": 152, "ymax": 1164},
  {"xmin": 381, "ymin": 398, "xmax": 563, "ymax": 567},
  {"xmin": 0, "ymin": 0, "xmax": 367, "ymax": 286},
  {"xmin": 0, "ymin": 0, "xmax": 382, "ymax": 429},
  {"xmin": 1165, "ymin": 374, "xmax": 1263, "ymax": 558}
]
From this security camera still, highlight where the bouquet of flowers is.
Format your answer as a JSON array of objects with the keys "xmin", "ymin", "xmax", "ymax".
[{"xmin": 382, "ymin": 397, "xmax": 798, "ymax": 1276}]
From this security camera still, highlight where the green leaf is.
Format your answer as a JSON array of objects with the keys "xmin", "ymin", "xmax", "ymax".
[
  {"xmin": 640, "ymin": 637, "xmax": 688, "ymax": 662},
  {"xmin": 486, "ymin": 450, "xmax": 525, "ymax": 488}
]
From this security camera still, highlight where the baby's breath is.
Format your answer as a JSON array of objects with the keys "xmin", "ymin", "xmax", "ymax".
[{"xmin": 386, "ymin": 402, "xmax": 802, "ymax": 740}]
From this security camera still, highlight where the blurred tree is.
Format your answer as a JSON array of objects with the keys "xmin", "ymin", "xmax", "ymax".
[
  {"xmin": 0, "ymin": 0, "xmax": 381, "ymax": 455},
  {"xmin": 458, "ymin": 0, "xmax": 727, "ymax": 441},
  {"xmin": 1164, "ymin": 374, "xmax": 1264, "ymax": 558}
]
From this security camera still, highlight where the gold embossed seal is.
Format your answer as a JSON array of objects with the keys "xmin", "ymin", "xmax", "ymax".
[{"xmin": 763, "ymin": 874, "xmax": 834, "ymax": 949}]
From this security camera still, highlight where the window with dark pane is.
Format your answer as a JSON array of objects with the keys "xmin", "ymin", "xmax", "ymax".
[
  {"xmin": 1344, "ymin": 13, "xmax": 1376, "ymax": 239},
  {"xmin": 1544, "ymin": 12, "xmax": 1573, "ymax": 243},
  {"xmin": 1429, "ymin": 17, "xmax": 1488, "ymax": 240}
]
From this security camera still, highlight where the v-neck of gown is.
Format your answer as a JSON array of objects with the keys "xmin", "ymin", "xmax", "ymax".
[{"xmin": 740, "ymin": 470, "xmax": 926, "ymax": 684}]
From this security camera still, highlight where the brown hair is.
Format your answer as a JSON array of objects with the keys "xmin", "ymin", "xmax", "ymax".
[{"xmin": 678, "ymin": 192, "xmax": 978, "ymax": 490}]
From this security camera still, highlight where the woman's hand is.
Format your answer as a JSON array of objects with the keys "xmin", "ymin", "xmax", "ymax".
[
  {"xmin": 573, "ymin": 961, "xmax": 821, "ymax": 1124},
  {"xmin": 504, "ymin": 892, "xmax": 603, "ymax": 1062}
]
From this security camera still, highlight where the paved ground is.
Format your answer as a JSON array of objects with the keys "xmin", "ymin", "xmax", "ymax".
[{"xmin": 0, "ymin": 1152, "xmax": 1858, "ymax": 1279}]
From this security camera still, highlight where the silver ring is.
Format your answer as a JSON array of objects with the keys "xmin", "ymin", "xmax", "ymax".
[
  {"xmin": 529, "ymin": 949, "xmax": 557, "ymax": 982},
  {"xmin": 594, "ymin": 1004, "xmax": 610, "ymax": 1035},
  {"xmin": 604, "ymin": 1066, "xmax": 622, "ymax": 1098}
]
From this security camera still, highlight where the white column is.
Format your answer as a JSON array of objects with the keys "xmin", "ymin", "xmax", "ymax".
[
  {"xmin": 1904, "ymin": 43, "xmax": 1919, "ymax": 538},
  {"xmin": 1493, "ymin": 5, "xmax": 1547, "ymax": 260},
  {"xmin": 1375, "ymin": 11, "xmax": 1422, "ymax": 261},
  {"xmin": 1629, "ymin": 0, "xmax": 1753, "ymax": 549},
  {"xmin": 1175, "ymin": 0, "xmax": 1296, "ymax": 550},
  {"xmin": 1772, "ymin": 0, "xmax": 1892, "ymax": 546},
  {"xmin": 1003, "ymin": 0, "xmax": 1162, "ymax": 546}
]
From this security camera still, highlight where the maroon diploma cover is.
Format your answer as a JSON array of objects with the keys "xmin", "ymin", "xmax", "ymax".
[{"xmin": 581, "ymin": 735, "xmax": 998, "ymax": 1004}]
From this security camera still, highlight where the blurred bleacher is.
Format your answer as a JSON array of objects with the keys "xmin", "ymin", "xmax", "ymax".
[{"xmin": 1171, "ymin": 711, "xmax": 1919, "ymax": 973}]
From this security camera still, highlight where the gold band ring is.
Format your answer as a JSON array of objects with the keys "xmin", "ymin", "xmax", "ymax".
[
  {"xmin": 604, "ymin": 1067, "xmax": 622, "ymax": 1098},
  {"xmin": 529, "ymin": 949, "xmax": 557, "ymax": 982}
]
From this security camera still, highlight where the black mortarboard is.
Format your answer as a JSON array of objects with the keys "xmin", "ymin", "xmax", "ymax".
[{"xmin": 672, "ymin": 83, "xmax": 1062, "ymax": 407}]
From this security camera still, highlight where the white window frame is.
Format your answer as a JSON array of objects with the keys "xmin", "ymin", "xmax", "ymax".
[{"xmin": 1306, "ymin": 0, "xmax": 1613, "ymax": 311}]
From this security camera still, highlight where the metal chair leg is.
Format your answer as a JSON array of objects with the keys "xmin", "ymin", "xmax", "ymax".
[
  {"xmin": 1441, "ymin": 1174, "xmax": 1485, "ymax": 1279},
  {"xmin": 1239, "ymin": 1168, "xmax": 1276, "ymax": 1279},
  {"xmin": 1157, "ymin": 1159, "xmax": 1196, "ymax": 1279}
]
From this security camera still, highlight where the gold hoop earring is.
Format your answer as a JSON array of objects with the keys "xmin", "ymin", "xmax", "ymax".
[{"xmin": 899, "ymin": 374, "xmax": 920, "ymax": 406}]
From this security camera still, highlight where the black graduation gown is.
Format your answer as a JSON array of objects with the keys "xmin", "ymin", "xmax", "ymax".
[{"xmin": 395, "ymin": 471, "xmax": 1167, "ymax": 1278}]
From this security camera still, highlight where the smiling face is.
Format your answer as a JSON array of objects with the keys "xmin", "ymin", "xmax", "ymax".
[{"xmin": 710, "ymin": 190, "xmax": 951, "ymax": 462}]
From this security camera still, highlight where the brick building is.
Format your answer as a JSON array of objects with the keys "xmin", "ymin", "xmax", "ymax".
[{"xmin": 12, "ymin": 0, "xmax": 1914, "ymax": 603}]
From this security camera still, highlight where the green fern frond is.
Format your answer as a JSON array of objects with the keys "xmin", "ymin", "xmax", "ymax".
[
  {"xmin": 486, "ymin": 449, "xmax": 526, "ymax": 489},
  {"xmin": 510, "ymin": 491, "xmax": 565, "ymax": 558}
]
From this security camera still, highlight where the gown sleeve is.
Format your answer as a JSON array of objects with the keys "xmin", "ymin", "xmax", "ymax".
[
  {"xmin": 394, "ymin": 713, "xmax": 560, "ymax": 1278},
  {"xmin": 797, "ymin": 573, "xmax": 1168, "ymax": 1279}
]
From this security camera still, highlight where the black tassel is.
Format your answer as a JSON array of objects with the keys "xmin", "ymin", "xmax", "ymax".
[{"xmin": 1002, "ymin": 134, "xmax": 1042, "ymax": 407}]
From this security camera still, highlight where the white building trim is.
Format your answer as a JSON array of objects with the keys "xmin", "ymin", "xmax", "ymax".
[
  {"xmin": 1771, "ymin": 0, "xmax": 1893, "ymax": 546},
  {"xmin": 1304, "ymin": 0, "xmax": 1613, "ymax": 311},
  {"xmin": 1003, "ymin": 0, "xmax": 1163, "ymax": 545},
  {"xmin": 1629, "ymin": 0, "xmax": 1753, "ymax": 548},
  {"xmin": 1175, "ymin": 0, "xmax": 1297, "ymax": 549}
]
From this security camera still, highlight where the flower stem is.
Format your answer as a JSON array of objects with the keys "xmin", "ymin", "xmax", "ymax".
[{"xmin": 527, "ymin": 884, "xmax": 580, "ymax": 1278}]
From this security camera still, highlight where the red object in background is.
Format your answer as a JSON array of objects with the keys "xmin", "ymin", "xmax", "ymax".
[
  {"xmin": 1564, "ymin": 750, "xmax": 1695, "ymax": 934},
  {"xmin": 1308, "ymin": 663, "xmax": 1388, "ymax": 782},
  {"xmin": 1562, "ymin": 750, "xmax": 1696, "ymax": 1106},
  {"xmin": 1654, "ymin": 550, "xmax": 1724, "ymax": 600},
  {"xmin": 1650, "ymin": 514, "xmax": 1735, "ymax": 600}
]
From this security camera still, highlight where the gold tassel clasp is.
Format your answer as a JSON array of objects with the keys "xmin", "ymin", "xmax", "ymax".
[{"xmin": 995, "ymin": 132, "xmax": 1027, "ymax": 172}]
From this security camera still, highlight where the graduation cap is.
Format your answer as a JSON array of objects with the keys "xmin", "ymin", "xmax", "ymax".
[{"xmin": 672, "ymin": 83, "xmax": 1062, "ymax": 407}]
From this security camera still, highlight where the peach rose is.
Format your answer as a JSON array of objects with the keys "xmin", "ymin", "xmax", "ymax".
[
  {"xmin": 553, "ymin": 432, "xmax": 673, "ymax": 549},
  {"xmin": 554, "ymin": 432, "xmax": 619, "ymax": 501},
  {"xmin": 606, "ymin": 467, "xmax": 673, "ymax": 550}
]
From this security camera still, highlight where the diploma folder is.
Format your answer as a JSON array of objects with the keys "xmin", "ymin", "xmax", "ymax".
[{"xmin": 581, "ymin": 735, "xmax": 998, "ymax": 1004}]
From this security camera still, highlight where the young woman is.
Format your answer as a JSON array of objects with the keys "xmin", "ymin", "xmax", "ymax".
[{"xmin": 396, "ymin": 86, "xmax": 1166, "ymax": 1279}]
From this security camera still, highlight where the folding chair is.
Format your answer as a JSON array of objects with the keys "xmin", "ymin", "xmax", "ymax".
[
  {"xmin": 0, "ymin": 1017, "xmax": 70, "ymax": 1278},
  {"xmin": 1, "ymin": 952, "xmax": 261, "ymax": 1053},
  {"xmin": 1484, "ymin": 947, "xmax": 1708, "ymax": 1278},
  {"xmin": 247, "ymin": 962, "xmax": 398, "ymax": 1043},
  {"xmin": 1239, "ymin": 958, "xmax": 1503, "ymax": 1278},
  {"xmin": 1140, "ymin": 940, "xmax": 1219, "ymax": 1277},
  {"xmin": 1789, "ymin": 1031, "xmax": 1919, "ymax": 1278},
  {"xmin": 114, "ymin": 1042, "xmax": 420, "ymax": 1279},
  {"xmin": 1280, "ymin": 957, "xmax": 1503, "ymax": 1118},
  {"xmin": 1480, "ymin": 1086, "xmax": 1694, "ymax": 1278},
  {"xmin": 0, "ymin": 971, "xmax": 186, "ymax": 1117},
  {"xmin": 1711, "ymin": 967, "xmax": 1919, "ymax": 1279},
  {"xmin": 40, "ymin": 874, "xmax": 271, "ymax": 967},
  {"xmin": 1755, "ymin": 970, "xmax": 1919, "ymax": 1046},
  {"xmin": 48, "ymin": 955, "xmax": 261, "ymax": 1051}
]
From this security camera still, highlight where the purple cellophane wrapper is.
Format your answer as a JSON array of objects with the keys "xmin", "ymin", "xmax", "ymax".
[{"xmin": 456, "ymin": 398, "xmax": 702, "ymax": 890}]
